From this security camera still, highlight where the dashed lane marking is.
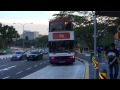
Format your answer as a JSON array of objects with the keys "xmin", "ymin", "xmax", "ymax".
[
  {"xmin": 26, "ymin": 67, "xmax": 32, "ymax": 70},
  {"xmin": 34, "ymin": 65, "xmax": 38, "ymax": 67},
  {"xmin": 16, "ymin": 71, "xmax": 23, "ymax": 74},
  {"xmin": 2, "ymin": 76, "xmax": 10, "ymax": 79}
]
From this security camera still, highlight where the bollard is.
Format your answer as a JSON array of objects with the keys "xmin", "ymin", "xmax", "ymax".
[
  {"xmin": 92, "ymin": 58, "xmax": 99, "ymax": 79},
  {"xmin": 99, "ymin": 68, "xmax": 107, "ymax": 79},
  {"xmin": 92, "ymin": 56, "xmax": 95, "ymax": 62},
  {"xmin": 93, "ymin": 60, "xmax": 98, "ymax": 70}
]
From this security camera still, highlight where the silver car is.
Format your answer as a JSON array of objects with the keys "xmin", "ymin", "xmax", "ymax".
[{"xmin": 11, "ymin": 51, "xmax": 27, "ymax": 61}]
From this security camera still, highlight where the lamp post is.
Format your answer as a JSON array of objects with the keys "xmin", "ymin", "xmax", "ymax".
[{"xmin": 13, "ymin": 23, "xmax": 33, "ymax": 50}]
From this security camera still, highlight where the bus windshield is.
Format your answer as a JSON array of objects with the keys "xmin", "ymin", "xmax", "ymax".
[
  {"xmin": 49, "ymin": 21, "xmax": 72, "ymax": 32},
  {"xmin": 49, "ymin": 40, "xmax": 74, "ymax": 53}
]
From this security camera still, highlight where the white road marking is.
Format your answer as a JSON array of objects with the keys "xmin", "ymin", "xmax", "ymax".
[
  {"xmin": 26, "ymin": 67, "xmax": 32, "ymax": 70},
  {"xmin": 16, "ymin": 71, "xmax": 23, "ymax": 74},
  {"xmin": 2, "ymin": 76, "xmax": 10, "ymax": 79},
  {"xmin": 34, "ymin": 65, "xmax": 38, "ymax": 67},
  {"xmin": 0, "ymin": 65, "xmax": 16, "ymax": 72}
]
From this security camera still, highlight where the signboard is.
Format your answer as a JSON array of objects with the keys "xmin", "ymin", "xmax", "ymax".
[{"xmin": 53, "ymin": 33, "xmax": 70, "ymax": 39}]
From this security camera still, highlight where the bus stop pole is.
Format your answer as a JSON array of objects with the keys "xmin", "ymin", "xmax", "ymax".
[{"xmin": 94, "ymin": 13, "xmax": 98, "ymax": 79}]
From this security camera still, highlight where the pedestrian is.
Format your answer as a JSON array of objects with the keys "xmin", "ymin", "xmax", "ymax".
[
  {"xmin": 104, "ymin": 43, "xmax": 119, "ymax": 79},
  {"xmin": 97, "ymin": 46, "xmax": 102, "ymax": 61}
]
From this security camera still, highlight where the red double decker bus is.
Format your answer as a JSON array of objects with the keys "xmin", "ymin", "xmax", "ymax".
[{"xmin": 48, "ymin": 18, "xmax": 75, "ymax": 64}]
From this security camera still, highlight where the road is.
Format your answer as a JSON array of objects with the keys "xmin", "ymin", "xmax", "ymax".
[
  {"xmin": 0, "ymin": 53, "xmax": 87, "ymax": 79},
  {"xmin": 0, "ymin": 54, "xmax": 49, "ymax": 79},
  {"xmin": 22, "ymin": 60, "xmax": 86, "ymax": 79}
]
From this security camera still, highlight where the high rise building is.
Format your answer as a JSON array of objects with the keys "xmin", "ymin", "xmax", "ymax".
[{"xmin": 20, "ymin": 30, "xmax": 39, "ymax": 40}]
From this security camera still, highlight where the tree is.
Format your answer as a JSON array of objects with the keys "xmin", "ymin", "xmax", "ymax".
[
  {"xmin": 0, "ymin": 23, "xmax": 20, "ymax": 49},
  {"xmin": 52, "ymin": 11, "xmax": 94, "ymax": 49},
  {"xmin": 38, "ymin": 35, "xmax": 48, "ymax": 48},
  {"xmin": 52, "ymin": 11, "xmax": 120, "ymax": 50}
]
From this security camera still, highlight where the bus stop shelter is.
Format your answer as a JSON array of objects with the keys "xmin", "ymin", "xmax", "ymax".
[{"xmin": 93, "ymin": 11, "xmax": 120, "ymax": 79}]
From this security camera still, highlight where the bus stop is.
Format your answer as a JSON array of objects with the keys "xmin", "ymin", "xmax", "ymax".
[{"xmin": 94, "ymin": 11, "xmax": 120, "ymax": 79}]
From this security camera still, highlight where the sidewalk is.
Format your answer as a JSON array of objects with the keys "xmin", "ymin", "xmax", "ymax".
[{"xmin": 77, "ymin": 53, "xmax": 120, "ymax": 79}]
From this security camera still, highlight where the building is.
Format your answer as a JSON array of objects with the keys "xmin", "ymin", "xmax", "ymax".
[{"xmin": 20, "ymin": 30, "xmax": 39, "ymax": 40}]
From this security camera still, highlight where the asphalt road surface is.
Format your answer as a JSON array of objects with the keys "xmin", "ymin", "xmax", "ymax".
[
  {"xmin": 0, "ymin": 53, "xmax": 86, "ymax": 79},
  {"xmin": 22, "ymin": 60, "xmax": 86, "ymax": 79},
  {"xmin": 0, "ymin": 54, "xmax": 49, "ymax": 79}
]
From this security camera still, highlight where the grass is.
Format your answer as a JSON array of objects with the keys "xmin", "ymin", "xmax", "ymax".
[{"xmin": 0, "ymin": 48, "xmax": 13, "ymax": 53}]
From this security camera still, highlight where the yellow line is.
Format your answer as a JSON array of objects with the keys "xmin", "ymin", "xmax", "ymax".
[
  {"xmin": 75, "ymin": 57, "xmax": 89, "ymax": 79},
  {"xmin": 81, "ymin": 59, "xmax": 89, "ymax": 79},
  {"xmin": 76, "ymin": 53, "xmax": 89, "ymax": 79}
]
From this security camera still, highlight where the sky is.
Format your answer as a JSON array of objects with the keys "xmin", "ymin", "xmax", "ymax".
[{"xmin": 0, "ymin": 11, "xmax": 59, "ymax": 35}]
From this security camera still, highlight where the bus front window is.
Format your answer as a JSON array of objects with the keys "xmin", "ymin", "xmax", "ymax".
[
  {"xmin": 49, "ymin": 22, "xmax": 64, "ymax": 32},
  {"xmin": 49, "ymin": 41, "xmax": 74, "ymax": 53},
  {"xmin": 49, "ymin": 21, "xmax": 72, "ymax": 32}
]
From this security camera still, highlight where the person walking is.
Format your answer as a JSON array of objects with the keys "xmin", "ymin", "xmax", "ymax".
[
  {"xmin": 104, "ymin": 43, "xmax": 119, "ymax": 79},
  {"xmin": 97, "ymin": 46, "xmax": 102, "ymax": 61}
]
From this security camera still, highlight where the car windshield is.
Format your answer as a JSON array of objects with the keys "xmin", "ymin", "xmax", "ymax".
[
  {"xmin": 15, "ymin": 52, "xmax": 22, "ymax": 54},
  {"xmin": 30, "ymin": 52, "xmax": 38, "ymax": 54}
]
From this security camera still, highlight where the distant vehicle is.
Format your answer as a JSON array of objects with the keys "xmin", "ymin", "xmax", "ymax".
[
  {"xmin": 43, "ymin": 50, "xmax": 48, "ymax": 54},
  {"xmin": 11, "ymin": 51, "xmax": 27, "ymax": 61},
  {"xmin": 27, "ymin": 51, "xmax": 43, "ymax": 61},
  {"xmin": 39, "ymin": 49, "xmax": 48, "ymax": 54},
  {"xmin": 39, "ymin": 49, "xmax": 43, "ymax": 53}
]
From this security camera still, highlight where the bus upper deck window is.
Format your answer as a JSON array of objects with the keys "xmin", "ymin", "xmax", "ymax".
[
  {"xmin": 65, "ymin": 22, "xmax": 68, "ymax": 25},
  {"xmin": 65, "ymin": 22, "xmax": 72, "ymax": 30}
]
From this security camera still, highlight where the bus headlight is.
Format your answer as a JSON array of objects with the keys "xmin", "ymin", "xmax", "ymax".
[
  {"xmin": 51, "ymin": 57, "xmax": 54, "ymax": 59},
  {"xmin": 70, "ymin": 56, "xmax": 75, "ymax": 58}
]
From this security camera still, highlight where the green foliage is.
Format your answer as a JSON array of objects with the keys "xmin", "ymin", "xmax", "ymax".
[
  {"xmin": 52, "ymin": 11, "xmax": 120, "ymax": 50},
  {"xmin": 0, "ymin": 23, "xmax": 20, "ymax": 49},
  {"xmin": 14, "ymin": 35, "xmax": 48, "ymax": 48},
  {"xmin": 38, "ymin": 35, "xmax": 48, "ymax": 47}
]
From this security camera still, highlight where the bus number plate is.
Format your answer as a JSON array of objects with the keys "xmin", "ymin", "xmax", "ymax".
[{"xmin": 59, "ymin": 61, "xmax": 65, "ymax": 63}]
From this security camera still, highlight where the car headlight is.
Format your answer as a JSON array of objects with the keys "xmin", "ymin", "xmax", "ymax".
[{"xmin": 17, "ymin": 56, "xmax": 21, "ymax": 58}]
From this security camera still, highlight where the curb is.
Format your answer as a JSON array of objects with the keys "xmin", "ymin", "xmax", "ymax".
[
  {"xmin": 0, "ymin": 57, "xmax": 11, "ymax": 60},
  {"xmin": 75, "ymin": 57, "xmax": 89, "ymax": 79}
]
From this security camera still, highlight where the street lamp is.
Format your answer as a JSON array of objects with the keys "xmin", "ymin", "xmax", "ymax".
[{"xmin": 13, "ymin": 22, "xmax": 33, "ymax": 50}]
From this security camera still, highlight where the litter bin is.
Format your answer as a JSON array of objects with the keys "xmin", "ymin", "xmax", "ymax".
[{"xmin": 90, "ymin": 52, "xmax": 94, "ymax": 62}]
